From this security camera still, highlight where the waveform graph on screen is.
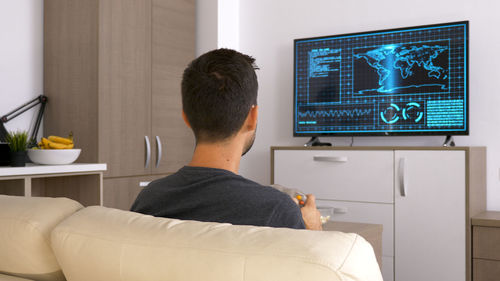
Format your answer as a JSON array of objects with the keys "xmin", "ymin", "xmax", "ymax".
[
  {"xmin": 296, "ymin": 104, "xmax": 377, "ymax": 133},
  {"xmin": 294, "ymin": 21, "xmax": 468, "ymax": 135}
]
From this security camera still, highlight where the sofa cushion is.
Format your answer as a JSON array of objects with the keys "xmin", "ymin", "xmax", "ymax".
[
  {"xmin": 51, "ymin": 206, "xmax": 382, "ymax": 281},
  {"xmin": 0, "ymin": 273, "xmax": 35, "ymax": 281},
  {"xmin": 0, "ymin": 195, "xmax": 83, "ymax": 281}
]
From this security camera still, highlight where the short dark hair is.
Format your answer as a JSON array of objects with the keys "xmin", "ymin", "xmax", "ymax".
[{"xmin": 181, "ymin": 48, "xmax": 259, "ymax": 143}]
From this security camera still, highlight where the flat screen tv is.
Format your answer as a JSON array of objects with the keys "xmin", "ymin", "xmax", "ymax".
[{"xmin": 294, "ymin": 21, "xmax": 468, "ymax": 137}]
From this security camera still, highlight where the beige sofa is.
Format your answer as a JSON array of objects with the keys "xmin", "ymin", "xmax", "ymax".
[{"xmin": 0, "ymin": 195, "xmax": 382, "ymax": 281}]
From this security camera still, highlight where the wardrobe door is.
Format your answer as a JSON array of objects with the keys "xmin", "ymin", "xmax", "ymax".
[
  {"xmin": 151, "ymin": 0, "xmax": 196, "ymax": 175},
  {"xmin": 44, "ymin": 0, "xmax": 99, "ymax": 164},
  {"xmin": 99, "ymin": 0, "xmax": 153, "ymax": 177}
]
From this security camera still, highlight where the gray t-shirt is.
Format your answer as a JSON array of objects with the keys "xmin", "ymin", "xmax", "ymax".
[{"xmin": 130, "ymin": 166, "xmax": 305, "ymax": 229}]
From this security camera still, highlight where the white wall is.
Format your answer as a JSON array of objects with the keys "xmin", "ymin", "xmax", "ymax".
[
  {"xmin": 205, "ymin": 0, "xmax": 500, "ymax": 210},
  {"xmin": 0, "ymin": 0, "xmax": 43, "ymax": 137}
]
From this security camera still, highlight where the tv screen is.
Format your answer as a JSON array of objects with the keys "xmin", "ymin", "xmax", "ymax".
[{"xmin": 294, "ymin": 21, "xmax": 468, "ymax": 136}]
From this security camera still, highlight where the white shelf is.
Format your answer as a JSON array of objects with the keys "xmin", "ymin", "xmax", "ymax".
[
  {"xmin": 0, "ymin": 163, "xmax": 107, "ymax": 177},
  {"xmin": 0, "ymin": 163, "xmax": 106, "ymax": 206}
]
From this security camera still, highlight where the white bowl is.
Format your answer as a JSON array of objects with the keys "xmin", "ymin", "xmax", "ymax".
[{"xmin": 28, "ymin": 149, "xmax": 81, "ymax": 165}]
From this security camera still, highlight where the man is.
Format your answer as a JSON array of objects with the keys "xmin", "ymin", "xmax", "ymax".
[{"xmin": 131, "ymin": 49, "xmax": 322, "ymax": 230}]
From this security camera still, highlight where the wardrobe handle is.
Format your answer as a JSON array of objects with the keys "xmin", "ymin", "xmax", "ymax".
[
  {"xmin": 399, "ymin": 157, "xmax": 407, "ymax": 197},
  {"xmin": 145, "ymin": 136, "xmax": 151, "ymax": 169},
  {"xmin": 155, "ymin": 136, "xmax": 162, "ymax": 168},
  {"xmin": 313, "ymin": 156, "xmax": 348, "ymax": 163}
]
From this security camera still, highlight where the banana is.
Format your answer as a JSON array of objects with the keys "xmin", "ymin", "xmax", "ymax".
[
  {"xmin": 41, "ymin": 138, "xmax": 50, "ymax": 149},
  {"xmin": 48, "ymin": 135, "xmax": 73, "ymax": 145},
  {"xmin": 48, "ymin": 141, "xmax": 74, "ymax": 149},
  {"xmin": 38, "ymin": 133, "xmax": 76, "ymax": 149}
]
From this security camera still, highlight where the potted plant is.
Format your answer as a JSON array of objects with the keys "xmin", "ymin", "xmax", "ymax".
[{"xmin": 5, "ymin": 131, "xmax": 28, "ymax": 167}]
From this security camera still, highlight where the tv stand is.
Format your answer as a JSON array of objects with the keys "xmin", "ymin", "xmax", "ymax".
[
  {"xmin": 304, "ymin": 137, "xmax": 332, "ymax": 147},
  {"xmin": 271, "ymin": 146, "xmax": 486, "ymax": 281},
  {"xmin": 443, "ymin": 135, "xmax": 456, "ymax": 147}
]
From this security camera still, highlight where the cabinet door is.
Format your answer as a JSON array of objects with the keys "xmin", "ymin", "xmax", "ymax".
[
  {"xmin": 98, "ymin": 0, "xmax": 152, "ymax": 177},
  {"xmin": 103, "ymin": 174, "xmax": 168, "ymax": 210},
  {"xmin": 151, "ymin": 0, "xmax": 195, "ymax": 175},
  {"xmin": 394, "ymin": 150, "xmax": 466, "ymax": 281}
]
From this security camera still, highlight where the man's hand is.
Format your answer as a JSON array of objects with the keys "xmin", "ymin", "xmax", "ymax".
[{"xmin": 300, "ymin": 194, "xmax": 322, "ymax": 230}]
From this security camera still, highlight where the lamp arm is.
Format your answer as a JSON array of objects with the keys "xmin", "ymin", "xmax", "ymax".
[
  {"xmin": 1, "ymin": 95, "xmax": 47, "ymax": 123},
  {"xmin": 0, "ymin": 95, "xmax": 48, "ymax": 145}
]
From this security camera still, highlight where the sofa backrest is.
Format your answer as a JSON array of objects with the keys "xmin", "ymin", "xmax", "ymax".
[
  {"xmin": 0, "ymin": 195, "xmax": 83, "ymax": 281},
  {"xmin": 51, "ymin": 206, "xmax": 382, "ymax": 281}
]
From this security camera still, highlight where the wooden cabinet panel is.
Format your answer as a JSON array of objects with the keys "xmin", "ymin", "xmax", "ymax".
[
  {"xmin": 98, "ymin": 0, "xmax": 152, "ymax": 178},
  {"xmin": 44, "ymin": 0, "xmax": 99, "ymax": 164},
  {"xmin": 473, "ymin": 259, "xmax": 500, "ymax": 281},
  {"xmin": 151, "ymin": 0, "xmax": 195, "ymax": 174},
  {"xmin": 32, "ymin": 175, "xmax": 101, "ymax": 207},
  {"xmin": 472, "ymin": 212, "xmax": 500, "ymax": 281},
  {"xmin": 473, "ymin": 226, "xmax": 500, "ymax": 260},
  {"xmin": 103, "ymin": 174, "xmax": 168, "ymax": 210}
]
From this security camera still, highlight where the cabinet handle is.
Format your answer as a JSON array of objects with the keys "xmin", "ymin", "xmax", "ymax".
[
  {"xmin": 145, "ymin": 136, "xmax": 151, "ymax": 169},
  {"xmin": 333, "ymin": 207, "xmax": 348, "ymax": 214},
  {"xmin": 155, "ymin": 136, "xmax": 162, "ymax": 168},
  {"xmin": 399, "ymin": 157, "xmax": 407, "ymax": 197},
  {"xmin": 313, "ymin": 156, "xmax": 348, "ymax": 163},
  {"xmin": 139, "ymin": 181, "xmax": 151, "ymax": 187}
]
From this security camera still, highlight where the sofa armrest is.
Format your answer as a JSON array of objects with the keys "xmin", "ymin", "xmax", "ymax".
[{"xmin": 0, "ymin": 195, "xmax": 82, "ymax": 281}]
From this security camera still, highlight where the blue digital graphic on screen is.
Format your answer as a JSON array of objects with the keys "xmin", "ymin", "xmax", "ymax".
[{"xmin": 294, "ymin": 22, "xmax": 468, "ymax": 135}]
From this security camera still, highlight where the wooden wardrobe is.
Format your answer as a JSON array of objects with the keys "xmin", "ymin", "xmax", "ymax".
[{"xmin": 43, "ymin": 0, "xmax": 196, "ymax": 209}]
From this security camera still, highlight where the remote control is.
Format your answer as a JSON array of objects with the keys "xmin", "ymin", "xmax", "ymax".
[{"xmin": 270, "ymin": 184, "xmax": 308, "ymax": 207}]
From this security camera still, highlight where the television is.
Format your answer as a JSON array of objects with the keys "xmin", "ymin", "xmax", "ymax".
[{"xmin": 294, "ymin": 21, "xmax": 468, "ymax": 137}]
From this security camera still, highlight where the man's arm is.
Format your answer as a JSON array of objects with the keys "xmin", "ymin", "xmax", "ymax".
[{"xmin": 300, "ymin": 194, "xmax": 322, "ymax": 230}]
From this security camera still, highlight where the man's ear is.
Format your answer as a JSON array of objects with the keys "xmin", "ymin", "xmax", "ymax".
[
  {"xmin": 245, "ymin": 105, "xmax": 258, "ymax": 131},
  {"xmin": 182, "ymin": 110, "xmax": 192, "ymax": 128}
]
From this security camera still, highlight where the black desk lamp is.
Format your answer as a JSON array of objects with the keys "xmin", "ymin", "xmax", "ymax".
[{"xmin": 0, "ymin": 95, "xmax": 48, "ymax": 147}]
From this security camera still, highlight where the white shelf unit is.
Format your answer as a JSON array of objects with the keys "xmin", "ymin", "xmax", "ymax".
[{"xmin": 0, "ymin": 163, "xmax": 107, "ymax": 206}]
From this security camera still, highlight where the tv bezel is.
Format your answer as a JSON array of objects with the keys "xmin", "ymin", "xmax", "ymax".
[{"xmin": 293, "ymin": 20, "xmax": 469, "ymax": 137}]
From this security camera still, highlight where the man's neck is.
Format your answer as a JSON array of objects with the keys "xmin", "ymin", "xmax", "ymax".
[{"xmin": 188, "ymin": 140, "xmax": 243, "ymax": 174}]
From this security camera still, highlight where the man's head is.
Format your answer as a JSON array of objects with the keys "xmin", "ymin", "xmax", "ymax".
[{"xmin": 181, "ymin": 49, "xmax": 259, "ymax": 152}]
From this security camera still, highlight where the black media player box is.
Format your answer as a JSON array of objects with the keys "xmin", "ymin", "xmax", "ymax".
[{"xmin": 0, "ymin": 143, "xmax": 10, "ymax": 166}]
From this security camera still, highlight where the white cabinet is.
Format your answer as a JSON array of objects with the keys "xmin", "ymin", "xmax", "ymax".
[{"xmin": 272, "ymin": 147, "xmax": 486, "ymax": 281}]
